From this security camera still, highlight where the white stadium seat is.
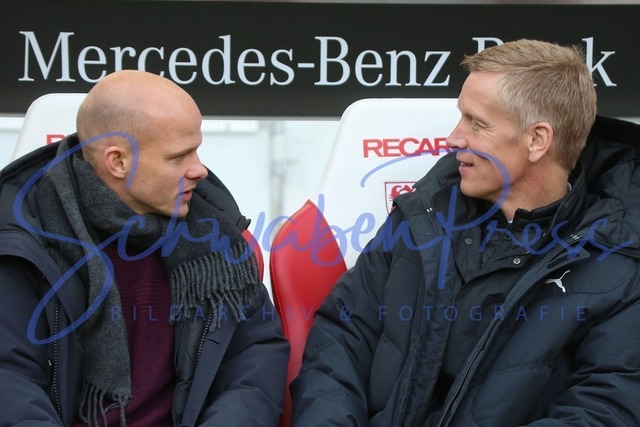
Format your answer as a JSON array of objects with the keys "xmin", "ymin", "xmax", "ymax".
[{"xmin": 11, "ymin": 93, "xmax": 87, "ymax": 161}]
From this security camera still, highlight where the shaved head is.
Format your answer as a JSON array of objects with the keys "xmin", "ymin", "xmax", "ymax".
[
  {"xmin": 77, "ymin": 70, "xmax": 201, "ymax": 165},
  {"xmin": 75, "ymin": 70, "xmax": 206, "ymax": 217}
]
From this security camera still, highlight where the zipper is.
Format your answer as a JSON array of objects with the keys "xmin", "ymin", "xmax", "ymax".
[
  {"xmin": 52, "ymin": 296, "xmax": 63, "ymax": 420},
  {"xmin": 178, "ymin": 305, "xmax": 216, "ymax": 427},
  {"xmin": 392, "ymin": 204, "xmax": 445, "ymax": 427},
  {"xmin": 174, "ymin": 322, "xmax": 184, "ymax": 386},
  {"xmin": 195, "ymin": 307, "xmax": 215, "ymax": 367}
]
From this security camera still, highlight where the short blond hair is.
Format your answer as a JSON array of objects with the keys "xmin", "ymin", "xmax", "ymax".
[{"xmin": 462, "ymin": 39, "xmax": 597, "ymax": 171}]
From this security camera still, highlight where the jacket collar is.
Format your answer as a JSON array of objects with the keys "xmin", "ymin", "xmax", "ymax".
[
  {"xmin": 509, "ymin": 162, "xmax": 587, "ymax": 244},
  {"xmin": 425, "ymin": 161, "xmax": 587, "ymax": 248},
  {"xmin": 577, "ymin": 116, "xmax": 640, "ymax": 255}
]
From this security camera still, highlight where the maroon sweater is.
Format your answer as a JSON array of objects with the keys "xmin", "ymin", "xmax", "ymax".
[{"xmin": 74, "ymin": 243, "xmax": 175, "ymax": 426}]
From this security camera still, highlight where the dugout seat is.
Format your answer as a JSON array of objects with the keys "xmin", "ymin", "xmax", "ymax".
[
  {"xmin": 270, "ymin": 98, "xmax": 460, "ymax": 426},
  {"xmin": 11, "ymin": 93, "xmax": 87, "ymax": 161}
]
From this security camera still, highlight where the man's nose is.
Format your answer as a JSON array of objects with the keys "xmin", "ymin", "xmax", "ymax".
[
  {"xmin": 446, "ymin": 128, "xmax": 467, "ymax": 150},
  {"xmin": 188, "ymin": 155, "xmax": 208, "ymax": 181}
]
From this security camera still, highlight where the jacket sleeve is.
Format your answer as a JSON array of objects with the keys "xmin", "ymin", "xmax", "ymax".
[
  {"xmin": 197, "ymin": 287, "xmax": 290, "ymax": 426},
  {"xmin": 0, "ymin": 257, "xmax": 62, "ymax": 426},
  {"xmin": 525, "ymin": 262, "xmax": 640, "ymax": 426},
  {"xmin": 289, "ymin": 221, "xmax": 394, "ymax": 427}
]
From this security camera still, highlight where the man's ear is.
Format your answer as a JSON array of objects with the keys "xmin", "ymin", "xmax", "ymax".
[
  {"xmin": 103, "ymin": 145, "xmax": 129, "ymax": 179},
  {"xmin": 528, "ymin": 122, "xmax": 553, "ymax": 163}
]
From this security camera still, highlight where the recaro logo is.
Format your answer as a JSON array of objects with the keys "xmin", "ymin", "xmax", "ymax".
[{"xmin": 362, "ymin": 137, "xmax": 451, "ymax": 158}]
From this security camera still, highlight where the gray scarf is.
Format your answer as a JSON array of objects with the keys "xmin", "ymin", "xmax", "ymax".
[{"xmin": 37, "ymin": 137, "xmax": 261, "ymax": 426}]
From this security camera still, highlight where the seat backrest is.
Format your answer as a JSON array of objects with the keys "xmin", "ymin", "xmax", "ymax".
[
  {"xmin": 270, "ymin": 98, "xmax": 460, "ymax": 426},
  {"xmin": 312, "ymin": 97, "xmax": 460, "ymax": 267},
  {"xmin": 11, "ymin": 93, "xmax": 87, "ymax": 161},
  {"xmin": 269, "ymin": 200, "xmax": 346, "ymax": 427}
]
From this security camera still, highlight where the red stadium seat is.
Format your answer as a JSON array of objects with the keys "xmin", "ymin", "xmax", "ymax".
[
  {"xmin": 242, "ymin": 229, "xmax": 264, "ymax": 281},
  {"xmin": 270, "ymin": 200, "xmax": 347, "ymax": 427}
]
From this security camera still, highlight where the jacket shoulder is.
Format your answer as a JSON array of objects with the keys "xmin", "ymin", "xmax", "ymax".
[{"xmin": 0, "ymin": 142, "xmax": 59, "ymax": 186}]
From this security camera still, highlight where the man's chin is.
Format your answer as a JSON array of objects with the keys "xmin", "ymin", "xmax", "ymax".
[
  {"xmin": 459, "ymin": 182, "xmax": 490, "ymax": 202},
  {"xmin": 166, "ymin": 203, "xmax": 189, "ymax": 219},
  {"xmin": 458, "ymin": 180, "xmax": 475, "ymax": 197},
  {"xmin": 177, "ymin": 206, "xmax": 189, "ymax": 219}
]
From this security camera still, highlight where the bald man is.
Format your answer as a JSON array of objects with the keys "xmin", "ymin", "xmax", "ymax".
[{"xmin": 0, "ymin": 70, "xmax": 289, "ymax": 426}]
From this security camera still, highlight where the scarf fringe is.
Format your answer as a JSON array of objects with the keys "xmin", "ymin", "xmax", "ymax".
[
  {"xmin": 170, "ymin": 241, "xmax": 261, "ymax": 322},
  {"xmin": 78, "ymin": 380, "xmax": 130, "ymax": 427}
]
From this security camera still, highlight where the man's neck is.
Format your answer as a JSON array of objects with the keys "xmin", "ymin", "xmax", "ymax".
[{"xmin": 501, "ymin": 168, "xmax": 570, "ymax": 221}]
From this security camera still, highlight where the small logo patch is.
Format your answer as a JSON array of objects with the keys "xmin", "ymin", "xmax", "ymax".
[
  {"xmin": 385, "ymin": 181, "xmax": 415, "ymax": 213},
  {"xmin": 545, "ymin": 270, "xmax": 571, "ymax": 293}
]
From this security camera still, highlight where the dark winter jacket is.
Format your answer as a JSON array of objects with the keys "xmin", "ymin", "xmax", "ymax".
[
  {"xmin": 290, "ymin": 116, "xmax": 640, "ymax": 427},
  {"xmin": 0, "ymin": 139, "xmax": 289, "ymax": 426}
]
